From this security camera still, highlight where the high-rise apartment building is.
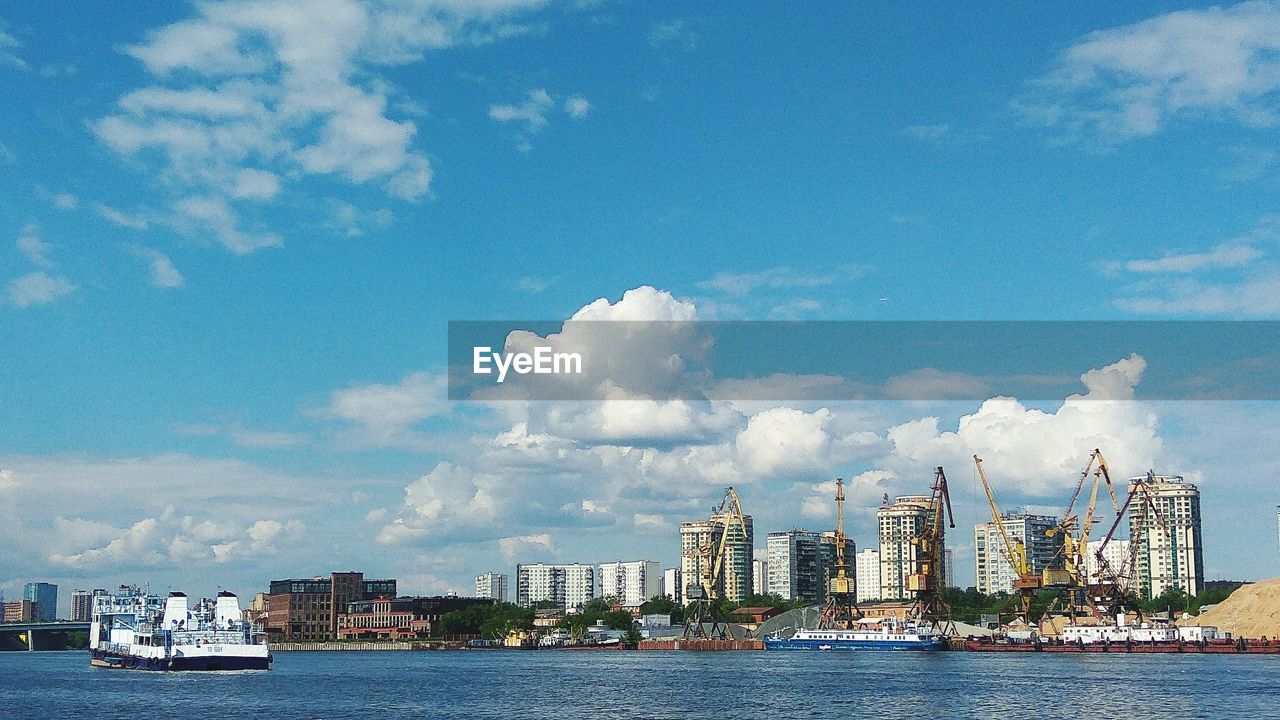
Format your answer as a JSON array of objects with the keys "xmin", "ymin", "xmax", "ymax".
[
  {"xmin": 973, "ymin": 514, "xmax": 1063, "ymax": 594},
  {"xmin": 766, "ymin": 530, "xmax": 823, "ymax": 602},
  {"xmin": 1131, "ymin": 474, "xmax": 1203, "ymax": 598},
  {"xmin": 877, "ymin": 495, "xmax": 934, "ymax": 601},
  {"xmin": 679, "ymin": 509, "xmax": 754, "ymax": 605},
  {"xmin": 474, "ymin": 572, "xmax": 508, "ymax": 603},
  {"xmin": 515, "ymin": 563, "xmax": 595, "ymax": 610}
]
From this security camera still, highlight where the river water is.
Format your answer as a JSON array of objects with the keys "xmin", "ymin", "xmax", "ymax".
[{"xmin": 3, "ymin": 649, "xmax": 1278, "ymax": 719}]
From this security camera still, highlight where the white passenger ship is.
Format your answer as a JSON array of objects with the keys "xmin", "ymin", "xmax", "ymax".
[
  {"xmin": 90, "ymin": 589, "xmax": 271, "ymax": 671},
  {"xmin": 763, "ymin": 617, "xmax": 948, "ymax": 651}
]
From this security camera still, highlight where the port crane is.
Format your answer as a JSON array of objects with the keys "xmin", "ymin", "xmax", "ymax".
[
  {"xmin": 1091, "ymin": 470, "xmax": 1170, "ymax": 619},
  {"xmin": 907, "ymin": 466, "xmax": 954, "ymax": 625},
  {"xmin": 973, "ymin": 455, "xmax": 1041, "ymax": 621},
  {"xmin": 1045, "ymin": 448, "xmax": 1121, "ymax": 617},
  {"xmin": 818, "ymin": 478, "xmax": 859, "ymax": 629},
  {"xmin": 682, "ymin": 486, "xmax": 749, "ymax": 639}
]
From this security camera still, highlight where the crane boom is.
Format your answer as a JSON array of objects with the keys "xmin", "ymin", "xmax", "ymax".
[{"xmin": 974, "ymin": 455, "xmax": 1028, "ymax": 577}]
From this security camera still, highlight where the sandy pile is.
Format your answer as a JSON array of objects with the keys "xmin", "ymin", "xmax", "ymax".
[{"xmin": 1179, "ymin": 578, "xmax": 1280, "ymax": 639}]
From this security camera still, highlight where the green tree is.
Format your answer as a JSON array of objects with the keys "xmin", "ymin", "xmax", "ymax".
[
  {"xmin": 439, "ymin": 603, "xmax": 534, "ymax": 640},
  {"xmin": 638, "ymin": 595, "xmax": 683, "ymax": 624}
]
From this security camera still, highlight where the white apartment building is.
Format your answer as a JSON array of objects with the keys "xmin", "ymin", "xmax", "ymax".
[
  {"xmin": 1131, "ymin": 474, "xmax": 1204, "ymax": 598},
  {"xmin": 515, "ymin": 563, "xmax": 596, "ymax": 610},
  {"xmin": 973, "ymin": 514, "xmax": 1062, "ymax": 594},
  {"xmin": 474, "ymin": 572, "xmax": 508, "ymax": 603},
  {"xmin": 854, "ymin": 548, "xmax": 881, "ymax": 604},
  {"xmin": 597, "ymin": 560, "xmax": 661, "ymax": 608}
]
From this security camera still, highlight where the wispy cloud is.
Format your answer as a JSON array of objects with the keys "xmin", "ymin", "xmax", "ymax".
[
  {"xmin": 8, "ymin": 272, "xmax": 76, "ymax": 308},
  {"xmin": 648, "ymin": 18, "xmax": 697, "ymax": 51},
  {"xmin": 1125, "ymin": 243, "xmax": 1263, "ymax": 274},
  {"xmin": 489, "ymin": 88, "xmax": 554, "ymax": 130},
  {"xmin": 1112, "ymin": 216, "xmax": 1280, "ymax": 315},
  {"xmin": 130, "ymin": 245, "xmax": 184, "ymax": 288},
  {"xmin": 902, "ymin": 123, "xmax": 951, "ymax": 141},
  {"xmin": 93, "ymin": 1, "xmax": 546, "ymax": 254},
  {"xmin": 93, "ymin": 203, "xmax": 150, "ymax": 231},
  {"xmin": 564, "ymin": 95, "xmax": 590, "ymax": 119},
  {"xmin": 1019, "ymin": 2, "xmax": 1280, "ymax": 142},
  {"xmin": 698, "ymin": 265, "xmax": 863, "ymax": 297},
  {"xmin": 0, "ymin": 27, "xmax": 27, "ymax": 70}
]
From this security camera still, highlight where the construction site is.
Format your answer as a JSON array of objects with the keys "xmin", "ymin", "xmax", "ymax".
[{"xmin": 639, "ymin": 449, "xmax": 1280, "ymax": 654}]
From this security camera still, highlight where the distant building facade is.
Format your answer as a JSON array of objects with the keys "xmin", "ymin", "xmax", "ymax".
[
  {"xmin": 266, "ymin": 572, "xmax": 397, "ymax": 642},
  {"xmin": 752, "ymin": 557, "xmax": 769, "ymax": 597},
  {"xmin": 337, "ymin": 596, "xmax": 494, "ymax": 640},
  {"xmin": 766, "ymin": 530, "xmax": 823, "ymax": 602},
  {"xmin": 1131, "ymin": 474, "xmax": 1204, "ymax": 598},
  {"xmin": 1084, "ymin": 539, "xmax": 1132, "ymax": 588},
  {"xmin": 973, "ymin": 514, "xmax": 1062, "ymax": 594},
  {"xmin": 515, "ymin": 563, "xmax": 595, "ymax": 610},
  {"xmin": 878, "ymin": 495, "xmax": 934, "ymax": 601},
  {"xmin": 24, "ymin": 582, "xmax": 57, "ymax": 622},
  {"xmin": 662, "ymin": 568, "xmax": 681, "ymax": 604},
  {"xmin": 597, "ymin": 560, "xmax": 661, "ymax": 608},
  {"xmin": 474, "ymin": 572, "xmax": 509, "ymax": 603},
  {"xmin": 70, "ymin": 589, "xmax": 105, "ymax": 622},
  {"xmin": 854, "ymin": 548, "xmax": 881, "ymax": 603},
  {"xmin": 2, "ymin": 600, "xmax": 36, "ymax": 623}
]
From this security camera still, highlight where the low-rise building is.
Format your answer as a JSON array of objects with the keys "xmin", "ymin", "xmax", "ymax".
[
  {"xmin": 336, "ymin": 596, "xmax": 494, "ymax": 640},
  {"xmin": 266, "ymin": 571, "xmax": 397, "ymax": 642},
  {"xmin": 2, "ymin": 600, "xmax": 36, "ymax": 623}
]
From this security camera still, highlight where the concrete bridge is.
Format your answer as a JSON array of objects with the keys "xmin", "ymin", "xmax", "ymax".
[{"xmin": 0, "ymin": 621, "xmax": 90, "ymax": 651}]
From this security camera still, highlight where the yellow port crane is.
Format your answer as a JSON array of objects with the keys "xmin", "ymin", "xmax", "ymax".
[
  {"xmin": 908, "ymin": 466, "xmax": 954, "ymax": 623},
  {"xmin": 1045, "ymin": 448, "xmax": 1120, "ymax": 617},
  {"xmin": 818, "ymin": 478, "xmax": 859, "ymax": 629},
  {"xmin": 973, "ymin": 455, "xmax": 1042, "ymax": 621},
  {"xmin": 682, "ymin": 486, "xmax": 749, "ymax": 639}
]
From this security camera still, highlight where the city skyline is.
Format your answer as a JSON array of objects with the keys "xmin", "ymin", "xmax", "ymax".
[{"xmin": 5, "ymin": 2, "xmax": 1280, "ymax": 608}]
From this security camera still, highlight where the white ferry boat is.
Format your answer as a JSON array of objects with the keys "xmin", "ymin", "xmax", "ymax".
[
  {"xmin": 90, "ymin": 589, "xmax": 271, "ymax": 671},
  {"xmin": 763, "ymin": 617, "xmax": 948, "ymax": 651}
]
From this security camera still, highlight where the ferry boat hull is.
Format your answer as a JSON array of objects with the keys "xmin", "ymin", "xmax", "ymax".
[{"xmin": 90, "ymin": 648, "xmax": 271, "ymax": 671}]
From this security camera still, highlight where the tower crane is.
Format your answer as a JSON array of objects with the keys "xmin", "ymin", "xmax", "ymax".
[
  {"xmin": 818, "ymin": 478, "xmax": 859, "ymax": 629},
  {"xmin": 682, "ymin": 486, "xmax": 749, "ymax": 639},
  {"xmin": 973, "ymin": 455, "xmax": 1041, "ymax": 621},
  {"xmin": 907, "ymin": 466, "xmax": 954, "ymax": 624}
]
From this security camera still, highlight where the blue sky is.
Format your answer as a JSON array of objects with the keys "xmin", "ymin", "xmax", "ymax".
[{"xmin": 3, "ymin": 1, "xmax": 1280, "ymax": 613}]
